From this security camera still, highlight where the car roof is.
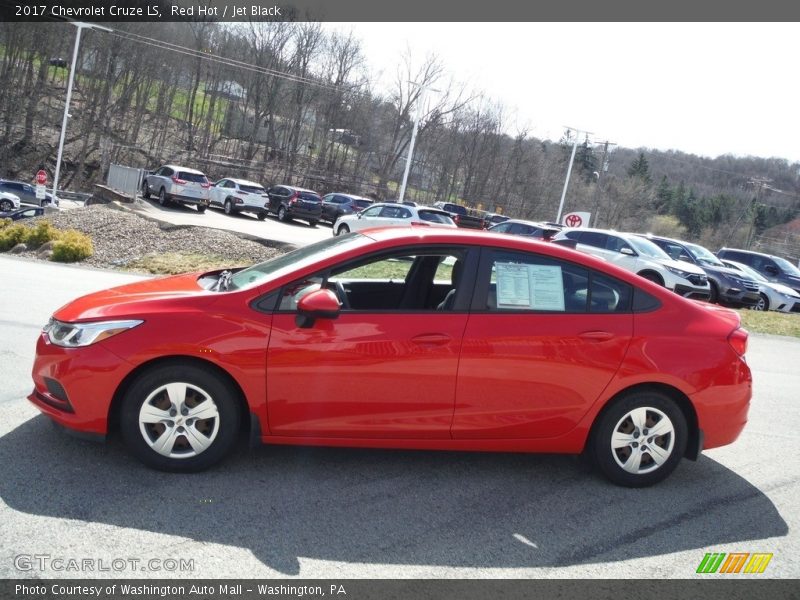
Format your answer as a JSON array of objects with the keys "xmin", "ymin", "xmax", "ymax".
[
  {"xmin": 718, "ymin": 247, "xmax": 778, "ymax": 259},
  {"xmin": 499, "ymin": 218, "xmax": 555, "ymax": 227},
  {"xmin": 282, "ymin": 185, "xmax": 320, "ymax": 193},
  {"xmin": 163, "ymin": 165, "xmax": 205, "ymax": 174},
  {"xmin": 226, "ymin": 178, "xmax": 264, "ymax": 187}
]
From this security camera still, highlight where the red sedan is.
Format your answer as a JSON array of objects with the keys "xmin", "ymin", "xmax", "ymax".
[{"xmin": 29, "ymin": 228, "xmax": 751, "ymax": 487}]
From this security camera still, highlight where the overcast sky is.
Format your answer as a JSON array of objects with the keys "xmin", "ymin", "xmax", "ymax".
[{"xmin": 324, "ymin": 22, "xmax": 799, "ymax": 163}]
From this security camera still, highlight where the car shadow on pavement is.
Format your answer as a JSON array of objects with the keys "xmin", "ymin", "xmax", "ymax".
[{"xmin": 0, "ymin": 416, "xmax": 788, "ymax": 575}]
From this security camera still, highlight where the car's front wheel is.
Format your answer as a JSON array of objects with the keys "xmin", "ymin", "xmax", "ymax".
[
  {"xmin": 0, "ymin": 199, "xmax": 12, "ymax": 211},
  {"xmin": 277, "ymin": 205, "xmax": 288, "ymax": 222},
  {"xmin": 120, "ymin": 363, "xmax": 241, "ymax": 472},
  {"xmin": 336, "ymin": 223, "xmax": 350, "ymax": 236},
  {"xmin": 158, "ymin": 188, "xmax": 167, "ymax": 206},
  {"xmin": 754, "ymin": 293, "xmax": 769, "ymax": 311},
  {"xmin": 141, "ymin": 182, "xmax": 150, "ymax": 199},
  {"xmin": 590, "ymin": 390, "xmax": 687, "ymax": 487},
  {"xmin": 224, "ymin": 199, "xmax": 233, "ymax": 215}
]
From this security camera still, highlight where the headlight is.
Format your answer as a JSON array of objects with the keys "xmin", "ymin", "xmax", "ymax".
[
  {"xmin": 43, "ymin": 318, "xmax": 143, "ymax": 348},
  {"xmin": 666, "ymin": 266, "xmax": 694, "ymax": 279}
]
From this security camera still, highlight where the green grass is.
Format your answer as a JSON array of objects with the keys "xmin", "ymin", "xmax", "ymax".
[{"xmin": 738, "ymin": 309, "xmax": 800, "ymax": 338}]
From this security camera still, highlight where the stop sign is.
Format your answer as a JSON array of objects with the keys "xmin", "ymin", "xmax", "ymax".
[{"xmin": 36, "ymin": 169, "xmax": 47, "ymax": 185}]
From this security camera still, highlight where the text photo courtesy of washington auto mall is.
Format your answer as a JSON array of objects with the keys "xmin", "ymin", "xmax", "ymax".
[{"xmin": 0, "ymin": 4, "xmax": 798, "ymax": 597}]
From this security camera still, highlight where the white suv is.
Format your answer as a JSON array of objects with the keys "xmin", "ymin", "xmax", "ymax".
[
  {"xmin": 333, "ymin": 203, "xmax": 456, "ymax": 236},
  {"xmin": 553, "ymin": 228, "xmax": 711, "ymax": 300},
  {"xmin": 142, "ymin": 165, "xmax": 210, "ymax": 212},
  {"xmin": 209, "ymin": 178, "xmax": 269, "ymax": 219}
]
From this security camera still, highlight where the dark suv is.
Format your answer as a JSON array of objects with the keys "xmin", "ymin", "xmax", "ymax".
[
  {"xmin": 717, "ymin": 247, "xmax": 800, "ymax": 294},
  {"xmin": 266, "ymin": 185, "xmax": 323, "ymax": 227},
  {"xmin": 643, "ymin": 235, "xmax": 761, "ymax": 307},
  {"xmin": 320, "ymin": 193, "xmax": 372, "ymax": 224}
]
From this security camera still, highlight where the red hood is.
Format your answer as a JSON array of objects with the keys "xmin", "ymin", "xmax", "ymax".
[{"xmin": 53, "ymin": 271, "xmax": 217, "ymax": 322}]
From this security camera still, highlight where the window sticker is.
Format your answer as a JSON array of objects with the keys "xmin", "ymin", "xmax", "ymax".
[{"xmin": 495, "ymin": 263, "xmax": 565, "ymax": 311}]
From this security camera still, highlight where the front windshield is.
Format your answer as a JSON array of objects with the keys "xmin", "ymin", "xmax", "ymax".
[
  {"xmin": 229, "ymin": 233, "xmax": 367, "ymax": 290},
  {"xmin": 627, "ymin": 236, "xmax": 671, "ymax": 260},
  {"xmin": 686, "ymin": 242, "xmax": 725, "ymax": 266},
  {"xmin": 732, "ymin": 263, "xmax": 767, "ymax": 282},
  {"xmin": 773, "ymin": 256, "xmax": 800, "ymax": 277}
]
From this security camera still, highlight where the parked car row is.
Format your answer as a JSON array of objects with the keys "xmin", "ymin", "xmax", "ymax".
[{"xmin": 0, "ymin": 179, "xmax": 56, "ymax": 208}]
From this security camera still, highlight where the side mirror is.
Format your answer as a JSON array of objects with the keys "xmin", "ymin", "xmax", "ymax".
[
  {"xmin": 295, "ymin": 288, "xmax": 341, "ymax": 328},
  {"xmin": 620, "ymin": 247, "xmax": 636, "ymax": 256}
]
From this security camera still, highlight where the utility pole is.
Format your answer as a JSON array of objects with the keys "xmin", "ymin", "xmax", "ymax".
[
  {"xmin": 52, "ymin": 22, "xmax": 111, "ymax": 202},
  {"xmin": 591, "ymin": 140, "xmax": 616, "ymax": 227},
  {"xmin": 398, "ymin": 81, "xmax": 439, "ymax": 204},
  {"xmin": 555, "ymin": 126, "xmax": 592, "ymax": 224},
  {"xmin": 745, "ymin": 177, "xmax": 770, "ymax": 249}
]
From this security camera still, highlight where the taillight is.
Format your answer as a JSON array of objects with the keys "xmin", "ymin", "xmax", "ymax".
[
  {"xmin": 453, "ymin": 214, "xmax": 460, "ymax": 224},
  {"xmin": 411, "ymin": 221, "xmax": 430, "ymax": 227},
  {"xmin": 171, "ymin": 175, "xmax": 187, "ymax": 185},
  {"xmin": 728, "ymin": 327, "xmax": 748, "ymax": 356},
  {"xmin": 201, "ymin": 180, "xmax": 211, "ymax": 189},
  {"xmin": 290, "ymin": 193, "xmax": 298, "ymax": 204}
]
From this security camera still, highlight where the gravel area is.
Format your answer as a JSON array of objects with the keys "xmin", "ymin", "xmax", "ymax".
[{"xmin": 11, "ymin": 203, "xmax": 289, "ymax": 272}]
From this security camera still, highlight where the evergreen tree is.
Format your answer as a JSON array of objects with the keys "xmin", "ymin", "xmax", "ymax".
[
  {"xmin": 655, "ymin": 175, "xmax": 672, "ymax": 214},
  {"xmin": 576, "ymin": 138, "xmax": 597, "ymax": 183},
  {"xmin": 627, "ymin": 151, "xmax": 652, "ymax": 186}
]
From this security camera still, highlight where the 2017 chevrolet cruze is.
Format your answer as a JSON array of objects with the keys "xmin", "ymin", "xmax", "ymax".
[{"xmin": 29, "ymin": 229, "xmax": 751, "ymax": 487}]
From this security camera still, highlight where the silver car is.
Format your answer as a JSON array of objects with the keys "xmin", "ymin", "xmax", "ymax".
[
  {"xmin": 0, "ymin": 191, "xmax": 21, "ymax": 211},
  {"xmin": 721, "ymin": 259, "xmax": 800, "ymax": 313},
  {"xmin": 209, "ymin": 178, "xmax": 270, "ymax": 219},
  {"xmin": 142, "ymin": 165, "xmax": 210, "ymax": 212}
]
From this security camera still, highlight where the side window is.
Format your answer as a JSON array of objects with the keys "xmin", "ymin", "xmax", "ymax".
[
  {"xmin": 606, "ymin": 236, "xmax": 631, "ymax": 253},
  {"xmin": 580, "ymin": 232, "xmax": 607, "ymax": 248},
  {"xmin": 362, "ymin": 206, "xmax": 383, "ymax": 218},
  {"xmin": 491, "ymin": 223, "xmax": 511, "ymax": 233},
  {"xmin": 224, "ymin": 180, "xmax": 236, "ymax": 189},
  {"xmin": 163, "ymin": 167, "xmax": 174, "ymax": 177},
  {"xmin": 484, "ymin": 250, "xmax": 589, "ymax": 313},
  {"xmin": 563, "ymin": 230, "xmax": 582, "ymax": 241},
  {"xmin": 278, "ymin": 248, "xmax": 468, "ymax": 312},
  {"xmin": 588, "ymin": 273, "xmax": 632, "ymax": 313}
]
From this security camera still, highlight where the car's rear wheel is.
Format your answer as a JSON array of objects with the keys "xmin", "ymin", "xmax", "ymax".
[
  {"xmin": 224, "ymin": 199, "xmax": 233, "ymax": 215},
  {"xmin": 754, "ymin": 293, "xmax": 769, "ymax": 311},
  {"xmin": 158, "ymin": 188, "xmax": 167, "ymax": 206},
  {"xmin": 278, "ymin": 205, "xmax": 288, "ymax": 222},
  {"xmin": 141, "ymin": 182, "xmax": 150, "ymax": 199},
  {"xmin": 708, "ymin": 280, "xmax": 719, "ymax": 304},
  {"xmin": 0, "ymin": 199, "xmax": 12, "ymax": 211},
  {"xmin": 336, "ymin": 223, "xmax": 350, "ymax": 236},
  {"xmin": 308, "ymin": 220, "xmax": 317, "ymax": 228},
  {"xmin": 590, "ymin": 390, "xmax": 687, "ymax": 487},
  {"xmin": 120, "ymin": 363, "xmax": 241, "ymax": 472},
  {"xmin": 257, "ymin": 212, "xmax": 267, "ymax": 221},
  {"xmin": 197, "ymin": 204, "xmax": 206, "ymax": 214}
]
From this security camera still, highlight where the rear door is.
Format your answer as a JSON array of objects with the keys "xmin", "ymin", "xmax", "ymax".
[{"xmin": 452, "ymin": 247, "xmax": 633, "ymax": 439}]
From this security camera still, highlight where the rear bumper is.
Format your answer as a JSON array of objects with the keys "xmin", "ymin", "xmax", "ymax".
[
  {"xmin": 693, "ymin": 359, "xmax": 752, "ymax": 450},
  {"xmin": 170, "ymin": 194, "xmax": 209, "ymax": 206},
  {"xmin": 288, "ymin": 205, "xmax": 322, "ymax": 220}
]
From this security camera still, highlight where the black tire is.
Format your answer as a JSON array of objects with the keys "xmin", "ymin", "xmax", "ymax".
[
  {"xmin": 158, "ymin": 188, "xmax": 167, "ymax": 206},
  {"xmin": 120, "ymin": 363, "xmax": 241, "ymax": 472},
  {"xmin": 197, "ymin": 204, "xmax": 206, "ymax": 214},
  {"xmin": 336, "ymin": 223, "xmax": 350, "ymax": 236},
  {"xmin": 708, "ymin": 280, "xmax": 719, "ymax": 304},
  {"xmin": 142, "ymin": 182, "xmax": 150, "ymax": 199},
  {"xmin": 41, "ymin": 200, "xmax": 51, "ymax": 208},
  {"xmin": 0, "ymin": 199, "xmax": 12, "ymax": 211},
  {"xmin": 257, "ymin": 212, "xmax": 267, "ymax": 221},
  {"xmin": 589, "ymin": 390, "xmax": 687, "ymax": 487},
  {"xmin": 224, "ymin": 199, "xmax": 233, "ymax": 215},
  {"xmin": 278, "ymin": 205, "xmax": 288, "ymax": 222},
  {"xmin": 638, "ymin": 271, "xmax": 664, "ymax": 286},
  {"xmin": 754, "ymin": 293, "xmax": 769, "ymax": 311},
  {"xmin": 308, "ymin": 220, "xmax": 317, "ymax": 228}
]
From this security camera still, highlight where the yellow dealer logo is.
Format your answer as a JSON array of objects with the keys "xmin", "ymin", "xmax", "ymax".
[{"xmin": 696, "ymin": 552, "xmax": 773, "ymax": 574}]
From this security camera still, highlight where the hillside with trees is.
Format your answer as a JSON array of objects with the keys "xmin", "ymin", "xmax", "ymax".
[{"xmin": 1, "ymin": 21, "xmax": 798, "ymax": 260}]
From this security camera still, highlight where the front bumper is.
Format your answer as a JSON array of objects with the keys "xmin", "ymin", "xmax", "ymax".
[
  {"xmin": 720, "ymin": 288, "xmax": 760, "ymax": 307},
  {"xmin": 674, "ymin": 283, "xmax": 711, "ymax": 301},
  {"xmin": 27, "ymin": 333, "xmax": 132, "ymax": 436}
]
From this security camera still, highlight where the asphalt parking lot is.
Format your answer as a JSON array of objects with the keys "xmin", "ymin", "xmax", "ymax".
[{"xmin": 0, "ymin": 255, "xmax": 797, "ymax": 579}]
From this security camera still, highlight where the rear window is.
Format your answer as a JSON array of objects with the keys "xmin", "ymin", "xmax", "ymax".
[
  {"xmin": 418, "ymin": 210, "xmax": 455, "ymax": 225},
  {"xmin": 177, "ymin": 172, "xmax": 208, "ymax": 183},
  {"xmin": 298, "ymin": 192, "xmax": 321, "ymax": 202},
  {"xmin": 240, "ymin": 184, "xmax": 266, "ymax": 193},
  {"xmin": 445, "ymin": 204, "xmax": 467, "ymax": 215}
]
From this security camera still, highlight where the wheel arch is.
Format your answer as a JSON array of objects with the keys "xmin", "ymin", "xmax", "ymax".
[
  {"xmin": 636, "ymin": 269, "xmax": 665, "ymax": 286},
  {"xmin": 108, "ymin": 355, "xmax": 251, "ymax": 435},
  {"xmin": 588, "ymin": 382, "xmax": 699, "ymax": 459}
]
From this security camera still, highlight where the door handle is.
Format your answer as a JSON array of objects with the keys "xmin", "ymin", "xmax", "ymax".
[
  {"xmin": 578, "ymin": 331, "xmax": 614, "ymax": 342},
  {"xmin": 411, "ymin": 333, "xmax": 452, "ymax": 346}
]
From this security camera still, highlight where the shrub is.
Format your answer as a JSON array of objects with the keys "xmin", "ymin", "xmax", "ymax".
[
  {"xmin": 24, "ymin": 220, "xmax": 60, "ymax": 249},
  {"xmin": 0, "ymin": 223, "xmax": 29, "ymax": 251},
  {"xmin": 0, "ymin": 218, "xmax": 11, "ymax": 229},
  {"xmin": 51, "ymin": 229, "xmax": 93, "ymax": 262}
]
